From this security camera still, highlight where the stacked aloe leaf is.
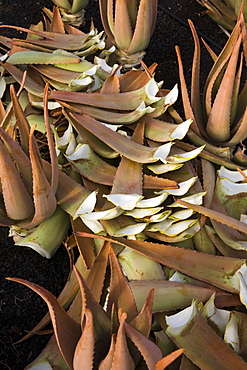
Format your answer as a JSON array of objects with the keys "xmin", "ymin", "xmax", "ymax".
[
  {"xmin": 196, "ymin": 0, "xmax": 247, "ymax": 30},
  {"xmin": 1, "ymin": 0, "xmax": 247, "ymax": 369}
]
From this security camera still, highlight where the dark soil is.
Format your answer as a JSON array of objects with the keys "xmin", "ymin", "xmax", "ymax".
[{"xmin": 0, "ymin": 1, "xmax": 229, "ymax": 369}]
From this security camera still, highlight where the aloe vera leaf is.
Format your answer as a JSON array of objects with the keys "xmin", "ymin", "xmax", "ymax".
[
  {"xmin": 118, "ymin": 248, "xmax": 165, "ymax": 281},
  {"xmin": 112, "ymin": 121, "xmax": 144, "ymax": 195},
  {"xmin": 124, "ymin": 319, "xmax": 163, "ymax": 369},
  {"xmin": 148, "ymin": 85, "xmax": 179, "ymax": 118},
  {"xmin": 98, "ymin": 334, "xmax": 116, "ymax": 370},
  {"xmin": 148, "ymin": 219, "xmax": 198, "ymax": 237},
  {"xmin": 175, "ymin": 46, "xmax": 200, "ymax": 136},
  {"xmin": 72, "ymin": 218, "xmax": 95, "ymax": 269},
  {"xmin": 115, "ymin": 238, "xmax": 245, "ymax": 293},
  {"xmin": 45, "ymin": 77, "xmax": 71, "ymax": 91},
  {"xmin": 41, "ymin": 159, "xmax": 91, "ymax": 217},
  {"xmin": 188, "ymin": 20, "xmax": 205, "ymax": 129},
  {"xmin": 65, "ymin": 143, "xmax": 117, "ymax": 185},
  {"xmin": 240, "ymin": 13, "xmax": 247, "ymax": 63},
  {"xmin": 200, "ymin": 294, "xmax": 230, "ymax": 337},
  {"xmin": 73, "ymin": 268, "xmax": 111, "ymax": 364},
  {"xmin": 101, "ymin": 217, "xmax": 147, "ymax": 237},
  {"xmin": 2, "ymin": 62, "xmax": 44, "ymax": 96},
  {"xmin": 50, "ymin": 77, "xmax": 160, "ymax": 110},
  {"xmin": 179, "ymin": 195, "xmax": 247, "ymax": 251},
  {"xmin": 127, "ymin": 0, "xmax": 157, "ymax": 55},
  {"xmin": 107, "ymin": 248, "xmax": 138, "ymax": 322},
  {"xmin": 48, "ymin": 6, "xmax": 66, "ymax": 33},
  {"xmin": 155, "ymin": 349, "xmax": 184, "ymax": 370},
  {"xmin": 111, "ymin": 312, "xmax": 134, "ymax": 370},
  {"xmin": 18, "ymin": 256, "xmax": 88, "ymax": 343},
  {"xmin": 16, "ymin": 34, "xmax": 95, "ymax": 52},
  {"xmin": 125, "ymin": 0, "xmax": 139, "ymax": 28},
  {"xmin": 24, "ymin": 334, "xmax": 70, "ymax": 369},
  {"xmin": 98, "ymin": 0, "xmax": 115, "ymax": 45},
  {"xmin": 0, "ymin": 99, "xmax": 5, "ymax": 121},
  {"xmin": 202, "ymin": 38, "xmax": 218, "ymax": 62},
  {"xmin": 204, "ymin": 20, "xmax": 241, "ymax": 114},
  {"xmin": 55, "ymin": 60, "xmax": 94, "ymax": 72},
  {"xmin": 229, "ymin": 51, "xmax": 243, "ymax": 127},
  {"xmin": 206, "ymin": 35, "xmax": 242, "ymax": 142},
  {"xmin": 130, "ymin": 280, "xmax": 225, "ymax": 312},
  {"xmin": 70, "ymin": 0, "xmax": 89, "ymax": 13},
  {"xmin": 64, "ymin": 109, "xmax": 120, "ymax": 159},
  {"xmin": 85, "ymin": 240, "xmax": 111, "ymax": 303},
  {"xmin": 211, "ymin": 0, "xmax": 237, "ymax": 19},
  {"xmin": 175, "ymin": 140, "xmax": 243, "ymax": 170},
  {"xmin": 227, "ymin": 107, "xmax": 247, "ymax": 146},
  {"xmin": 166, "ymin": 301, "xmax": 247, "ymax": 370},
  {"xmin": 66, "ymin": 143, "xmax": 178, "ymax": 189},
  {"xmin": 77, "ymin": 233, "xmax": 247, "ymax": 293},
  {"xmin": 215, "ymin": 176, "xmax": 247, "ymax": 220},
  {"xmin": 7, "ymin": 277, "xmax": 81, "ymax": 369},
  {"xmin": 129, "ymin": 289, "xmax": 154, "ymax": 337},
  {"xmin": 236, "ymin": 76, "xmax": 247, "ymax": 120},
  {"xmin": 224, "ymin": 310, "xmax": 247, "ymax": 355},
  {"xmin": 186, "ymin": 130, "xmax": 232, "ymax": 159},
  {"xmin": 192, "ymin": 225, "xmax": 217, "ymax": 255},
  {"xmin": 146, "ymin": 221, "xmax": 200, "ymax": 244},
  {"xmin": 43, "ymin": 84, "xmax": 59, "ymax": 194},
  {"xmin": 59, "ymin": 100, "xmax": 153, "ymax": 124},
  {"xmin": 217, "ymin": 165, "xmax": 247, "ymax": 183},
  {"xmin": 201, "ymin": 158, "xmax": 216, "ymax": 211},
  {"xmin": 143, "ymin": 116, "xmax": 191, "ymax": 142},
  {"xmin": 9, "ymin": 84, "xmax": 30, "ymax": 155},
  {"xmin": 52, "ymin": 0, "xmax": 72, "ymax": 11},
  {"xmin": 199, "ymin": 1, "xmax": 235, "ymax": 29},
  {"xmin": 0, "ymin": 137, "xmax": 34, "ymax": 220},
  {"xmin": 0, "ymin": 126, "xmax": 33, "ymax": 195},
  {"xmin": 73, "ymin": 309, "xmax": 94, "ymax": 370},
  {"xmin": 23, "ymin": 126, "xmax": 57, "ymax": 228},
  {"xmin": 143, "ymin": 176, "xmax": 178, "ymax": 189},
  {"xmin": 119, "ymin": 63, "xmax": 157, "ymax": 92},
  {"xmin": 114, "ymin": 0, "xmax": 133, "ymax": 50},
  {"xmin": 69, "ymin": 112, "xmax": 175, "ymax": 164},
  {"xmin": 205, "ymin": 224, "xmax": 247, "ymax": 259},
  {"xmin": 0, "ymin": 35, "xmax": 13, "ymax": 50},
  {"xmin": 177, "ymin": 195, "xmax": 247, "ymax": 235},
  {"xmin": 0, "ymin": 24, "xmax": 90, "ymax": 47},
  {"xmin": 211, "ymin": 218, "xmax": 247, "ymax": 251},
  {"xmin": 100, "ymin": 72, "xmax": 120, "ymax": 94},
  {"xmin": 154, "ymin": 329, "xmax": 178, "ymax": 366},
  {"xmin": 11, "ymin": 40, "xmax": 53, "ymax": 52},
  {"xmin": 33, "ymin": 64, "xmax": 84, "ymax": 83},
  {"xmin": 15, "ymin": 206, "xmax": 70, "ymax": 258},
  {"xmin": 7, "ymin": 50, "xmax": 80, "ymax": 65}
]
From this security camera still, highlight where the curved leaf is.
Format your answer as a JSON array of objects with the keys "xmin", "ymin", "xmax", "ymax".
[{"xmin": 6, "ymin": 277, "xmax": 81, "ymax": 369}]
